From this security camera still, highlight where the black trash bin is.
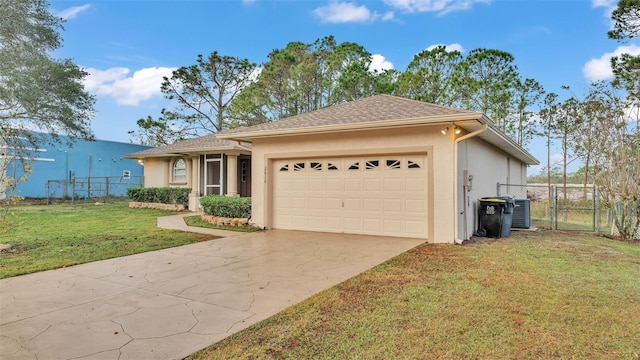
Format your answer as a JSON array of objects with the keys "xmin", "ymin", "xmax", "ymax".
[{"xmin": 477, "ymin": 196, "xmax": 515, "ymax": 238}]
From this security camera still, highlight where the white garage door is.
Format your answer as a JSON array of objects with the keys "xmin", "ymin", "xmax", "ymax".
[{"xmin": 272, "ymin": 155, "xmax": 428, "ymax": 238}]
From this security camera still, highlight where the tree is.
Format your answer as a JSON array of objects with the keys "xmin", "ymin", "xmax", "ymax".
[
  {"xmin": 597, "ymin": 0, "xmax": 640, "ymax": 240},
  {"xmin": 149, "ymin": 52, "xmax": 256, "ymax": 137},
  {"xmin": 577, "ymin": 82, "xmax": 610, "ymax": 194},
  {"xmin": 556, "ymin": 97, "xmax": 581, "ymax": 200},
  {"xmin": 396, "ymin": 45, "xmax": 463, "ymax": 105},
  {"xmin": 588, "ymin": 84, "xmax": 640, "ymax": 240},
  {"xmin": 538, "ymin": 92, "xmax": 559, "ymax": 195},
  {"xmin": 608, "ymin": 0, "xmax": 640, "ymax": 41},
  {"xmin": 228, "ymin": 37, "xmax": 387, "ymax": 123},
  {"xmin": 452, "ymin": 48, "xmax": 520, "ymax": 129},
  {"xmin": 127, "ymin": 109, "xmax": 189, "ymax": 146},
  {"xmin": 330, "ymin": 42, "xmax": 376, "ymax": 103},
  {"xmin": 512, "ymin": 78, "xmax": 544, "ymax": 147},
  {"xmin": 0, "ymin": 0, "xmax": 95, "ymax": 229}
]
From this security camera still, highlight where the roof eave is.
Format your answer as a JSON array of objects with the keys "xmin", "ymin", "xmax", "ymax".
[
  {"xmin": 123, "ymin": 145, "xmax": 251, "ymax": 159},
  {"xmin": 481, "ymin": 121, "xmax": 540, "ymax": 166}
]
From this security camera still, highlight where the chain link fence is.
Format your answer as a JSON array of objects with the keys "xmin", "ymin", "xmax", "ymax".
[
  {"xmin": 497, "ymin": 183, "xmax": 609, "ymax": 232},
  {"xmin": 46, "ymin": 176, "xmax": 144, "ymax": 204}
]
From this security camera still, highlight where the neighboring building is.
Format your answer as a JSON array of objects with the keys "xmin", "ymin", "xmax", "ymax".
[
  {"xmin": 218, "ymin": 95, "xmax": 538, "ymax": 244},
  {"xmin": 129, "ymin": 94, "xmax": 538, "ymax": 243},
  {"xmin": 123, "ymin": 134, "xmax": 252, "ymax": 212},
  {"xmin": 1, "ymin": 133, "xmax": 151, "ymax": 199}
]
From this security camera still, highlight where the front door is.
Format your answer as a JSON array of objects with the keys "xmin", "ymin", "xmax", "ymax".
[{"xmin": 205, "ymin": 156, "xmax": 223, "ymax": 195}]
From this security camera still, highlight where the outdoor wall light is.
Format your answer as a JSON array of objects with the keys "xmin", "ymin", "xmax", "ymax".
[
  {"xmin": 442, "ymin": 125, "xmax": 462, "ymax": 135},
  {"xmin": 137, "ymin": 159, "xmax": 144, "ymax": 166}
]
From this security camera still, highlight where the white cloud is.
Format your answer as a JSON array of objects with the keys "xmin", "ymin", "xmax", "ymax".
[
  {"xmin": 591, "ymin": 0, "xmax": 616, "ymax": 13},
  {"xmin": 381, "ymin": 11, "xmax": 395, "ymax": 21},
  {"xmin": 383, "ymin": 0, "xmax": 490, "ymax": 16},
  {"xmin": 314, "ymin": 2, "xmax": 373, "ymax": 23},
  {"xmin": 57, "ymin": 4, "xmax": 92, "ymax": 20},
  {"xmin": 591, "ymin": 0, "xmax": 617, "ymax": 28},
  {"xmin": 582, "ymin": 45, "xmax": 640, "ymax": 82},
  {"xmin": 313, "ymin": 2, "xmax": 395, "ymax": 23},
  {"xmin": 84, "ymin": 67, "xmax": 177, "ymax": 106},
  {"xmin": 426, "ymin": 43, "xmax": 465, "ymax": 53},
  {"xmin": 370, "ymin": 54, "xmax": 394, "ymax": 72}
]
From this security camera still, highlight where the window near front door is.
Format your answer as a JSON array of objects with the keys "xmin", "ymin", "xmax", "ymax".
[{"xmin": 173, "ymin": 159, "xmax": 186, "ymax": 182}]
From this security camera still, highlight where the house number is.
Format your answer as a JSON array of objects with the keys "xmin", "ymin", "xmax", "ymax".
[{"xmin": 486, "ymin": 205, "xmax": 495, "ymax": 215}]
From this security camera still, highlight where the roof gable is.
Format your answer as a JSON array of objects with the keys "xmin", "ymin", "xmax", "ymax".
[{"xmin": 222, "ymin": 94, "xmax": 473, "ymax": 135}]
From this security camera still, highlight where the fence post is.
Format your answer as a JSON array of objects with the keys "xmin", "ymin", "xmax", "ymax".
[
  {"xmin": 550, "ymin": 185, "xmax": 556, "ymax": 230},
  {"xmin": 593, "ymin": 186, "xmax": 598, "ymax": 233},
  {"xmin": 105, "ymin": 176, "xmax": 110, "ymax": 201}
]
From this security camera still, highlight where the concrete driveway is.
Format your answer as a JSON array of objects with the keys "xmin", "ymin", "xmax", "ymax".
[{"xmin": 1, "ymin": 230, "xmax": 424, "ymax": 360}]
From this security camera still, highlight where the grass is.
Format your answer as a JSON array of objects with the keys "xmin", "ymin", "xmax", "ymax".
[
  {"xmin": 183, "ymin": 215, "xmax": 261, "ymax": 232},
  {"xmin": 0, "ymin": 202, "xmax": 215, "ymax": 278},
  {"xmin": 188, "ymin": 231, "xmax": 640, "ymax": 359}
]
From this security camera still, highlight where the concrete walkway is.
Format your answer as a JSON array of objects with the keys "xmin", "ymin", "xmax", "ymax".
[
  {"xmin": 156, "ymin": 213, "xmax": 243, "ymax": 238},
  {"xmin": 0, "ymin": 226, "xmax": 424, "ymax": 360}
]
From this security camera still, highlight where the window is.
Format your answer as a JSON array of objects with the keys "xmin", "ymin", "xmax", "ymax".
[
  {"xmin": 365, "ymin": 160, "xmax": 379, "ymax": 170},
  {"xmin": 241, "ymin": 161, "xmax": 247, "ymax": 182},
  {"xmin": 310, "ymin": 162, "xmax": 322, "ymax": 171},
  {"xmin": 386, "ymin": 160, "xmax": 401, "ymax": 169},
  {"xmin": 294, "ymin": 162, "xmax": 305, "ymax": 171},
  {"xmin": 348, "ymin": 162, "xmax": 359, "ymax": 170},
  {"xmin": 327, "ymin": 163, "xmax": 338, "ymax": 170},
  {"xmin": 279, "ymin": 164, "xmax": 289, "ymax": 172},
  {"xmin": 173, "ymin": 159, "xmax": 186, "ymax": 182},
  {"xmin": 408, "ymin": 160, "xmax": 421, "ymax": 169}
]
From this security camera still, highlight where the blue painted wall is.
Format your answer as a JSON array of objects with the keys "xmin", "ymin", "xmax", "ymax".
[{"xmin": 7, "ymin": 134, "xmax": 151, "ymax": 198}]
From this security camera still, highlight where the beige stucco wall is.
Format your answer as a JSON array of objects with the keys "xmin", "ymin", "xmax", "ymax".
[
  {"xmin": 456, "ymin": 137, "xmax": 528, "ymax": 240},
  {"xmin": 250, "ymin": 125, "xmax": 459, "ymax": 243},
  {"xmin": 142, "ymin": 158, "xmax": 170, "ymax": 187}
]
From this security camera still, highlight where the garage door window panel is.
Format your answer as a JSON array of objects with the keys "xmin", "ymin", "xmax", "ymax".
[
  {"xmin": 386, "ymin": 159, "xmax": 401, "ymax": 169},
  {"xmin": 365, "ymin": 160, "xmax": 379, "ymax": 170}
]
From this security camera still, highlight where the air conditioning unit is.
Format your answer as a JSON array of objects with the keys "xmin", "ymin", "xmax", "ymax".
[{"xmin": 512, "ymin": 199, "xmax": 531, "ymax": 229}]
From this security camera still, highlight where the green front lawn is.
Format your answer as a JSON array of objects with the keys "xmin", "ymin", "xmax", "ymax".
[
  {"xmin": 0, "ymin": 202, "xmax": 215, "ymax": 278},
  {"xmin": 188, "ymin": 231, "xmax": 640, "ymax": 359}
]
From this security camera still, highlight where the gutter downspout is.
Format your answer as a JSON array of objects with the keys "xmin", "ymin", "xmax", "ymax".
[{"xmin": 453, "ymin": 122, "xmax": 488, "ymax": 244}]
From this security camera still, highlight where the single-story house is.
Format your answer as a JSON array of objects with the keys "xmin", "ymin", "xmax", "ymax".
[
  {"xmin": 123, "ymin": 134, "xmax": 252, "ymax": 211},
  {"xmin": 129, "ymin": 95, "xmax": 538, "ymax": 243},
  {"xmin": 217, "ymin": 94, "xmax": 538, "ymax": 243}
]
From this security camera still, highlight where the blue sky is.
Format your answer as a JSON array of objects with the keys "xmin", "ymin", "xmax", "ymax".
[{"xmin": 50, "ymin": 0, "xmax": 630, "ymax": 173}]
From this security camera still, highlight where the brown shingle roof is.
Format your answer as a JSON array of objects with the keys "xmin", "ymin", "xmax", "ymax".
[
  {"xmin": 220, "ymin": 94, "xmax": 473, "ymax": 135},
  {"xmin": 124, "ymin": 134, "xmax": 250, "ymax": 158}
]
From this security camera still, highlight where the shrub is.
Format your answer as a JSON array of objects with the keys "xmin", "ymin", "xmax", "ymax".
[
  {"xmin": 127, "ymin": 187, "xmax": 190, "ymax": 206},
  {"xmin": 199, "ymin": 196, "xmax": 251, "ymax": 219}
]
